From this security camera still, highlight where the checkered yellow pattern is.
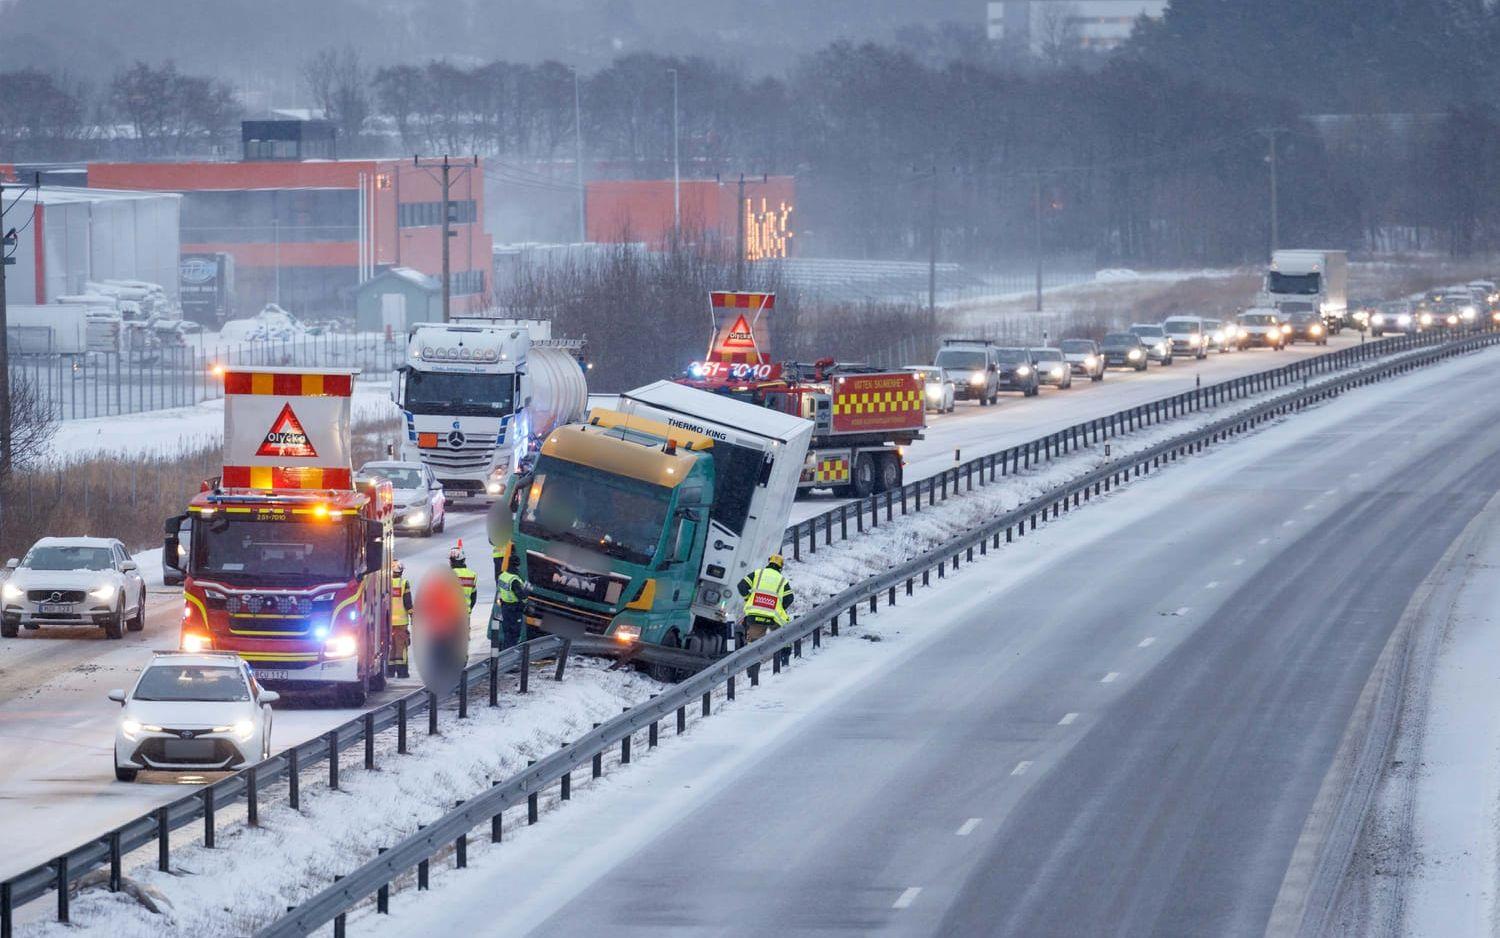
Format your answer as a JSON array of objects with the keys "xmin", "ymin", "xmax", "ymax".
[
  {"xmin": 831, "ymin": 389, "xmax": 922, "ymax": 416},
  {"xmin": 814, "ymin": 457, "xmax": 850, "ymax": 483}
]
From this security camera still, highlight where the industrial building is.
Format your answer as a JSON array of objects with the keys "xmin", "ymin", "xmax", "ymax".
[{"xmin": 585, "ymin": 177, "xmax": 795, "ymax": 259}]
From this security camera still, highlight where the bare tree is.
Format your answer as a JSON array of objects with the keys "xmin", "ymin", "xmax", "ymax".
[
  {"xmin": 302, "ymin": 46, "xmax": 371, "ymax": 147},
  {"xmin": 1035, "ymin": 2, "xmax": 1083, "ymax": 68},
  {"xmin": 0, "ymin": 373, "xmax": 56, "ymax": 482}
]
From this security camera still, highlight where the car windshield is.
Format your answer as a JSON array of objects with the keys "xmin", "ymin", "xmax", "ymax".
[
  {"xmin": 1034, "ymin": 349, "xmax": 1063, "ymax": 362},
  {"xmin": 1059, "ymin": 340, "xmax": 1093, "ymax": 353},
  {"xmin": 996, "ymin": 349, "xmax": 1028, "ymax": 363},
  {"xmin": 133, "ymin": 665, "xmax": 250, "ymax": 702},
  {"xmin": 934, "ymin": 349, "xmax": 986, "ymax": 370},
  {"xmin": 1130, "ymin": 325, "xmax": 1164, "ymax": 338},
  {"xmin": 1102, "ymin": 334, "xmax": 1137, "ymax": 348},
  {"xmin": 1240, "ymin": 314, "xmax": 1274, "ymax": 325},
  {"xmin": 366, "ymin": 467, "xmax": 423, "ymax": 489},
  {"xmin": 1289, "ymin": 312, "xmax": 1317, "ymax": 323},
  {"xmin": 1164, "ymin": 320, "xmax": 1200, "ymax": 333},
  {"xmin": 1269, "ymin": 271, "xmax": 1320, "ymax": 295},
  {"xmin": 23, "ymin": 545, "xmax": 114, "ymax": 571},
  {"xmin": 518, "ymin": 455, "xmax": 671, "ymax": 566},
  {"xmin": 192, "ymin": 515, "xmax": 354, "ymax": 583},
  {"xmin": 403, "ymin": 369, "xmax": 515, "ymax": 417}
]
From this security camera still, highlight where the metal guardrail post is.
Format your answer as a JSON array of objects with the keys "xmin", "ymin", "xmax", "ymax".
[
  {"xmin": 397, "ymin": 700, "xmax": 408, "ymax": 753},
  {"xmin": 247, "ymin": 767, "xmax": 259, "ymax": 826},
  {"xmin": 364, "ymin": 713, "xmax": 375, "ymax": 768},
  {"xmin": 520, "ymin": 643, "xmax": 531, "ymax": 694},
  {"xmin": 203, "ymin": 789, "xmax": 216, "ymax": 848},
  {"xmin": 328, "ymin": 731, "xmax": 340, "ymax": 790},
  {"xmin": 428, "ymin": 692, "xmax": 438, "ymax": 735}
]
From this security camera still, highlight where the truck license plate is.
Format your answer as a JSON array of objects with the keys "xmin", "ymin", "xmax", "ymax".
[
  {"xmin": 39, "ymin": 603, "xmax": 73, "ymax": 614},
  {"xmin": 254, "ymin": 669, "xmax": 292, "ymax": 681}
]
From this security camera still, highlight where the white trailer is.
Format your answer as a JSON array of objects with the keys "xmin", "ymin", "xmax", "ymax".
[
  {"xmin": 1265, "ymin": 250, "xmax": 1349, "ymax": 330},
  {"xmin": 4, "ymin": 304, "xmax": 92, "ymax": 355},
  {"xmin": 393, "ymin": 320, "xmax": 587, "ymax": 497}
]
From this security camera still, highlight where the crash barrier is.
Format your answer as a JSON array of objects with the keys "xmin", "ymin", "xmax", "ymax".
[
  {"xmin": 0, "ymin": 635, "xmax": 566, "ymax": 936},
  {"xmin": 780, "ymin": 328, "xmax": 1469, "ymax": 559},
  {"xmin": 256, "ymin": 330, "xmax": 1500, "ymax": 937}
]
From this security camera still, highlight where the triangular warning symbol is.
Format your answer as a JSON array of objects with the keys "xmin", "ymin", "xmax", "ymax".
[
  {"xmin": 720, "ymin": 314, "xmax": 757, "ymax": 349},
  {"xmin": 256, "ymin": 403, "xmax": 319, "ymax": 458}
]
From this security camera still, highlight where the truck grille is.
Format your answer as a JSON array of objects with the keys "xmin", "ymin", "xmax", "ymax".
[
  {"xmin": 223, "ymin": 594, "xmax": 314, "ymax": 616},
  {"xmin": 528, "ymin": 596, "xmax": 611, "ymax": 635},
  {"xmin": 28, "ymin": 589, "xmax": 86, "ymax": 603},
  {"xmin": 228, "ymin": 616, "xmax": 309, "ymax": 636},
  {"xmin": 526, "ymin": 552, "xmax": 627, "ymax": 605}
]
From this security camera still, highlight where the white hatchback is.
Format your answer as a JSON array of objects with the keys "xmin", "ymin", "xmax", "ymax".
[{"xmin": 109, "ymin": 652, "xmax": 278, "ymax": 782}]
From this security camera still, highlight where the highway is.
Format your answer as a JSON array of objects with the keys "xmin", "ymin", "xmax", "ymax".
[
  {"xmin": 0, "ymin": 330, "xmax": 1377, "ymax": 881},
  {"xmin": 390, "ymin": 343, "xmax": 1500, "ymax": 937}
]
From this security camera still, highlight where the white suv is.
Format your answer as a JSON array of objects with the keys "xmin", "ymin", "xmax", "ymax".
[
  {"xmin": 109, "ymin": 652, "xmax": 278, "ymax": 781},
  {"xmin": 2, "ymin": 537, "xmax": 146, "ymax": 639}
]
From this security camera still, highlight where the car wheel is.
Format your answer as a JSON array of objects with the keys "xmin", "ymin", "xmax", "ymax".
[
  {"xmin": 1092, "ymin": 372, "xmax": 1103, "ymax": 382},
  {"xmin": 114, "ymin": 765, "xmax": 138, "ymax": 782},
  {"xmin": 127, "ymin": 588, "xmax": 146, "ymax": 632},
  {"xmin": 1, "ymin": 619, "xmax": 17, "ymax": 638},
  {"xmin": 104, "ymin": 598, "xmax": 125, "ymax": 640},
  {"xmin": 337, "ymin": 677, "xmax": 369, "ymax": 709}
]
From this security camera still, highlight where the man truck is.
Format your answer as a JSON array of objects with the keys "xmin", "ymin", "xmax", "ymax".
[
  {"xmin": 394, "ymin": 320, "xmax": 588, "ymax": 499},
  {"xmin": 163, "ymin": 367, "xmax": 395, "ymax": 707},
  {"xmin": 1264, "ymin": 249, "xmax": 1348, "ymax": 333},
  {"xmin": 490, "ymin": 380, "xmax": 814, "ymax": 676}
]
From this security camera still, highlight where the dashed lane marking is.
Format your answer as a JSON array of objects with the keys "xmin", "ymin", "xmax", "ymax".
[
  {"xmin": 1174, "ymin": 606, "xmax": 1191, "ymax": 617},
  {"xmin": 1011, "ymin": 761, "xmax": 1033, "ymax": 776},
  {"xmin": 1233, "ymin": 558, "xmax": 1246, "ymax": 566},
  {"xmin": 1101, "ymin": 672, "xmax": 1120, "ymax": 684},
  {"xmin": 1204, "ymin": 580, "xmax": 1220, "ymax": 590},
  {"xmin": 1059, "ymin": 712, "xmax": 1079, "ymax": 725},
  {"xmin": 956, "ymin": 818, "xmax": 981, "ymax": 836},
  {"xmin": 1258, "ymin": 537, "xmax": 1271, "ymax": 545},
  {"xmin": 1138, "ymin": 637, "xmax": 1156, "ymax": 648},
  {"xmin": 894, "ymin": 887, "xmax": 922, "ymax": 909}
]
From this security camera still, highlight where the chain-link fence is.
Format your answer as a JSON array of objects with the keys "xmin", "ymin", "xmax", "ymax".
[{"xmin": 6, "ymin": 333, "xmax": 404, "ymax": 421}]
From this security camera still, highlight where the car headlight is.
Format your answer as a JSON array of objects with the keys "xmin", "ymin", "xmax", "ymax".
[
  {"xmin": 1, "ymin": 582, "xmax": 21, "ymax": 601},
  {"xmin": 1084, "ymin": 355, "xmax": 1098, "ymax": 366},
  {"xmin": 1050, "ymin": 366, "xmax": 1064, "ymax": 379},
  {"xmin": 925, "ymin": 386, "xmax": 942, "ymax": 399},
  {"xmin": 403, "ymin": 511, "xmax": 426, "ymax": 527},
  {"xmin": 613, "ymin": 623, "xmax": 642, "ymax": 644},
  {"xmin": 1310, "ymin": 324, "xmax": 1323, "ymax": 335},
  {"xmin": 1398, "ymin": 314, "xmax": 1412, "ymax": 326},
  {"xmin": 120, "ymin": 719, "xmax": 142, "ymax": 740},
  {"xmin": 1211, "ymin": 331, "xmax": 1224, "ymax": 343},
  {"xmin": 89, "ymin": 583, "xmax": 116, "ymax": 601},
  {"xmin": 1153, "ymin": 343, "xmax": 1166, "ymax": 354},
  {"xmin": 1015, "ymin": 365, "xmax": 1031, "ymax": 377},
  {"xmin": 324, "ymin": 633, "xmax": 358, "ymax": 658},
  {"xmin": 1420, "ymin": 313, "xmax": 1433, "ymax": 325},
  {"xmin": 1280, "ymin": 324, "xmax": 1292, "ymax": 334},
  {"xmin": 969, "ymin": 372, "xmax": 985, "ymax": 385},
  {"xmin": 1127, "ymin": 349, "xmax": 1142, "ymax": 360},
  {"xmin": 1188, "ymin": 335, "xmax": 1200, "ymax": 346},
  {"xmin": 1371, "ymin": 314, "xmax": 1385, "ymax": 325},
  {"xmin": 1447, "ymin": 315, "xmax": 1459, "ymax": 325},
  {"xmin": 226, "ymin": 719, "xmax": 256, "ymax": 743}
]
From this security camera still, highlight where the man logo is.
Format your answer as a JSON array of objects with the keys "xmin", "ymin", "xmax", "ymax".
[{"xmin": 551, "ymin": 570, "xmax": 598, "ymax": 593}]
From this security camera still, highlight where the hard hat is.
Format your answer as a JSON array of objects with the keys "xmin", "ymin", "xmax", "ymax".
[
  {"xmin": 448, "ymin": 540, "xmax": 466, "ymax": 564},
  {"xmin": 391, "ymin": 559, "xmax": 405, "ymax": 576},
  {"xmin": 767, "ymin": 553, "xmax": 784, "ymax": 568}
]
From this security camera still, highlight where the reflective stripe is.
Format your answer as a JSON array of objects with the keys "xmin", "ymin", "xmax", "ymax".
[
  {"xmin": 497, "ymin": 572, "xmax": 523, "ymax": 605},
  {"xmin": 742, "ymin": 567, "xmax": 790, "ymax": 625}
]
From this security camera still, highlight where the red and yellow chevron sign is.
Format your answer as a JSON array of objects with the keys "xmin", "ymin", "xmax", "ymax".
[
  {"xmin": 224, "ymin": 370, "xmax": 353, "ymax": 397},
  {"xmin": 813, "ymin": 457, "xmax": 850, "ymax": 484},
  {"xmin": 221, "ymin": 465, "xmax": 354, "ymax": 490},
  {"xmin": 710, "ymin": 292, "xmax": 776, "ymax": 310},
  {"xmin": 830, "ymin": 373, "xmax": 926, "ymax": 435}
]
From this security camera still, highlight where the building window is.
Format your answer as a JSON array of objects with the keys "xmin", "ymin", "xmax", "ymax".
[
  {"xmin": 449, "ymin": 269, "xmax": 485, "ymax": 296},
  {"xmin": 398, "ymin": 199, "xmax": 477, "ymax": 228}
]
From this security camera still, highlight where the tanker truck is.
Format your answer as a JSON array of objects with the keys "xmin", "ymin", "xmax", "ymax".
[{"xmin": 394, "ymin": 320, "xmax": 588, "ymax": 499}]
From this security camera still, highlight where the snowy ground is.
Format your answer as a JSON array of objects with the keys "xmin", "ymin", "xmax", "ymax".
[{"xmin": 1331, "ymin": 490, "xmax": 1500, "ymax": 937}]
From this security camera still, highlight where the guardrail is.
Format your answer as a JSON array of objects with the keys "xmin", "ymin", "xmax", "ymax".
[
  {"xmin": 0, "ymin": 635, "xmax": 566, "ymax": 936},
  {"xmin": 779, "ymin": 329, "xmax": 1457, "ymax": 558},
  {"xmin": 257, "ymin": 329, "xmax": 1500, "ymax": 937}
]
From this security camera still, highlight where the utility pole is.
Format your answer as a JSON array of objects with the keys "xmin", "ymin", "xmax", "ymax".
[
  {"xmin": 927, "ymin": 166, "xmax": 938, "ymax": 327},
  {"xmin": 736, "ymin": 172, "xmax": 746, "ymax": 290},
  {"xmin": 669, "ymin": 67, "xmax": 680, "ymax": 236},
  {"xmin": 1033, "ymin": 172, "xmax": 1044, "ymax": 313},
  {"xmin": 573, "ymin": 68, "xmax": 586, "ymax": 243},
  {"xmin": 440, "ymin": 156, "xmax": 451, "ymax": 322},
  {"xmin": 1259, "ymin": 127, "xmax": 1286, "ymax": 260},
  {"xmin": 0, "ymin": 177, "xmax": 11, "ymax": 478}
]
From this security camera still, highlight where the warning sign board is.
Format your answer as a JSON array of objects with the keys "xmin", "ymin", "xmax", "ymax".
[
  {"xmin": 222, "ymin": 368, "xmax": 354, "ymax": 489},
  {"xmin": 255, "ymin": 403, "xmax": 320, "ymax": 458},
  {"xmin": 707, "ymin": 292, "xmax": 774, "ymax": 365}
]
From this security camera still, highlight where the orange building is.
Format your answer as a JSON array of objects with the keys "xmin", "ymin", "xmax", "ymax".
[
  {"xmin": 87, "ymin": 155, "xmax": 492, "ymax": 318},
  {"xmin": 585, "ymin": 177, "xmax": 794, "ymax": 258}
]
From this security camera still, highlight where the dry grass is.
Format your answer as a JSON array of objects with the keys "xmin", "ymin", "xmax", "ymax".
[{"xmin": 0, "ymin": 415, "xmax": 401, "ymax": 559}]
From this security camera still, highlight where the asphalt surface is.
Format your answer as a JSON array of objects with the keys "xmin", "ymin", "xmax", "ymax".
[{"xmin": 511, "ymin": 348, "xmax": 1500, "ymax": 937}]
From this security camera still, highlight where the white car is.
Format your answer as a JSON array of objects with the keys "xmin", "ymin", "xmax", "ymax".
[
  {"xmin": 359, "ymin": 460, "xmax": 446, "ymax": 536},
  {"xmin": 109, "ymin": 652, "xmax": 278, "ymax": 781},
  {"xmin": 2, "ymin": 537, "xmax": 146, "ymax": 639},
  {"xmin": 903, "ymin": 366, "xmax": 955, "ymax": 413},
  {"xmin": 1032, "ymin": 347, "xmax": 1074, "ymax": 388}
]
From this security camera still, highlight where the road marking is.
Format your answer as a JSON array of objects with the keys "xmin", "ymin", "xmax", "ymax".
[
  {"xmin": 1283, "ymin": 520, "xmax": 1296, "ymax": 527},
  {"xmin": 1059, "ymin": 712, "xmax": 1079, "ymax": 725},
  {"xmin": 1204, "ymin": 580, "xmax": 1220, "ymax": 590},
  {"xmin": 1138, "ymin": 637, "xmax": 1156, "ymax": 648},
  {"xmin": 893, "ymin": 887, "xmax": 922, "ymax": 909},
  {"xmin": 1101, "ymin": 672, "xmax": 1120, "ymax": 683},
  {"xmin": 1011, "ymin": 761, "xmax": 1033, "ymax": 776},
  {"xmin": 1233, "ymin": 558, "xmax": 1245, "ymax": 566},
  {"xmin": 1258, "ymin": 537, "xmax": 1271, "ymax": 545},
  {"xmin": 1174, "ymin": 606, "xmax": 1190, "ymax": 617},
  {"xmin": 956, "ymin": 818, "xmax": 981, "ymax": 836},
  {"xmin": 1304, "ymin": 503, "xmax": 1317, "ymax": 511},
  {"xmin": 70, "ymin": 718, "xmax": 93, "ymax": 729}
]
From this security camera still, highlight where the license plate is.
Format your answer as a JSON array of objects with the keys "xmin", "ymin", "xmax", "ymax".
[
  {"xmin": 39, "ymin": 603, "xmax": 74, "ymax": 614},
  {"xmin": 254, "ymin": 669, "xmax": 292, "ymax": 681}
]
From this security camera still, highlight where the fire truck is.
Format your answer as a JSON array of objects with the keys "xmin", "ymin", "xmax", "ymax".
[
  {"xmin": 163, "ymin": 367, "xmax": 395, "ymax": 707},
  {"xmin": 680, "ymin": 358, "xmax": 925, "ymax": 497}
]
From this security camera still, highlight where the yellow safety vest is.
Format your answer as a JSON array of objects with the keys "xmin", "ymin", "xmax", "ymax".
[
  {"xmin": 391, "ymin": 576, "xmax": 410, "ymax": 627},
  {"xmin": 455, "ymin": 567, "xmax": 478, "ymax": 607},
  {"xmin": 492, "ymin": 545, "xmax": 503, "ymax": 560},
  {"xmin": 743, "ymin": 567, "xmax": 791, "ymax": 626},
  {"xmin": 497, "ymin": 571, "xmax": 523, "ymax": 606}
]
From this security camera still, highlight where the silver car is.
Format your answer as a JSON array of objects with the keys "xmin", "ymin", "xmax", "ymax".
[
  {"xmin": 1032, "ymin": 347, "xmax": 1074, "ymax": 388},
  {"xmin": 903, "ymin": 366, "xmax": 955, "ymax": 413},
  {"xmin": 1060, "ymin": 338, "xmax": 1105, "ymax": 381},
  {"xmin": 2, "ymin": 537, "xmax": 146, "ymax": 639},
  {"xmin": 359, "ymin": 460, "xmax": 447, "ymax": 536}
]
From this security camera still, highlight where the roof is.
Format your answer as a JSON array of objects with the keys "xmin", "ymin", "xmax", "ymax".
[
  {"xmin": 542, "ymin": 423, "xmax": 697, "ymax": 489},
  {"xmin": 146, "ymin": 651, "xmax": 247, "ymax": 667},
  {"xmin": 624, "ymin": 380, "xmax": 811, "ymax": 445},
  {"xmin": 31, "ymin": 185, "xmax": 181, "ymax": 206},
  {"xmin": 375, "ymin": 267, "xmax": 441, "ymax": 292},
  {"xmin": 30, "ymin": 536, "xmax": 120, "ymax": 548}
]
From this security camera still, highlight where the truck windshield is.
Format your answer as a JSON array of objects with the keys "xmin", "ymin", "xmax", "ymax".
[
  {"xmin": 518, "ymin": 456, "xmax": 671, "ymax": 566},
  {"xmin": 403, "ymin": 370, "xmax": 515, "ymax": 417},
  {"xmin": 1268, "ymin": 272, "xmax": 1320, "ymax": 295},
  {"xmin": 192, "ymin": 515, "xmax": 354, "ymax": 584}
]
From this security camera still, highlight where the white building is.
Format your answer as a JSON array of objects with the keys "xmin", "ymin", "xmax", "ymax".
[{"xmin": 987, "ymin": 1, "xmax": 1168, "ymax": 53}]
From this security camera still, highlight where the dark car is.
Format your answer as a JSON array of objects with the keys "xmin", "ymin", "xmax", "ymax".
[
  {"xmin": 994, "ymin": 347, "xmax": 1041, "ymax": 396},
  {"xmin": 1236, "ymin": 310, "xmax": 1286, "ymax": 349},
  {"xmin": 1284, "ymin": 310, "xmax": 1328, "ymax": 346},
  {"xmin": 1100, "ymin": 333, "xmax": 1149, "ymax": 371}
]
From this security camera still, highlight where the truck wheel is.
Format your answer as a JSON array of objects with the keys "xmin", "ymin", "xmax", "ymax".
[
  {"xmin": 650, "ymin": 629, "xmax": 684, "ymax": 683},
  {"xmin": 851, "ymin": 453, "xmax": 877, "ymax": 498},
  {"xmin": 103, "ymin": 598, "xmax": 124, "ymax": 640},
  {"xmin": 876, "ymin": 453, "xmax": 902, "ymax": 493},
  {"xmin": 369, "ymin": 654, "xmax": 387, "ymax": 693},
  {"xmin": 338, "ymin": 677, "xmax": 369, "ymax": 709},
  {"xmin": 1, "ymin": 620, "xmax": 17, "ymax": 638},
  {"xmin": 127, "ymin": 588, "xmax": 146, "ymax": 632}
]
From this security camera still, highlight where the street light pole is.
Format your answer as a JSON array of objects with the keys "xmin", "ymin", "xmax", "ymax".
[
  {"xmin": 1033, "ymin": 172, "xmax": 1044, "ymax": 313},
  {"xmin": 573, "ymin": 68, "xmax": 586, "ymax": 243},
  {"xmin": 670, "ymin": 69, "xmax": 681, "ymax": 234}
]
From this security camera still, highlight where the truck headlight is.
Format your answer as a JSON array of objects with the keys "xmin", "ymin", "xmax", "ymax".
[
  {"xmin": 324, "ymin": 634, "xmax": 358, "ymax": 658},
  {"xmin": 1419, "ymin": 313, "xmax": 1433, "ymax": 325},
  {"xmin": 1, "ymin": 582, "xmax": 21, "ymax": 601},
  {"xmin": 1371, "ymin": 314, "xmax": 1385, "ymax": 325},
  {"xmin": 1462, "ymin": 306, "xmax": 1477, "ymax": 321},
  {"xmin": 1398, "ymin": 314, "xmax": 1412, "ymax": 326},
  {"xmin": 1188, "ymin": 335, "xmax": 1200, "ymax": 346},
  {"xmin": 90, "ymin": 583, "xmax": 116, "ymax": 601},
  {"xmin": 613, "ymin": 623, "xmax": 642, "ymax": 644},
  {"xmin": 1310, "ymin": 324, "xmax": 1323, "ymax": 335},
  {"xmin": 486, "ymin": 481, "xmax": 502, "ymax": 495},
  {"xmin": 181, "ymin": 631, "xmax": 211, "ymax": 652}
]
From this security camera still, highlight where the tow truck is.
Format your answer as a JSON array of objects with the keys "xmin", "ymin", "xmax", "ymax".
[{"xmin": 163, "ymin": 367, "xmax": 395, "ymax": 707}]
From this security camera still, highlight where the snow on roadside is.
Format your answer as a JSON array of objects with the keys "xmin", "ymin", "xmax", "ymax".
[{"xmin": 17, "ymin": 660, "xmax": 662, "ymax": 937}]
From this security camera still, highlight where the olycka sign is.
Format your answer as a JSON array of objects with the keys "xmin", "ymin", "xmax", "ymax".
[
  {"xmin": 256, "ymin": 403, "xmax": 319, "ymax": 459},
  {"xmin": 223, "ymin": 369, "xmax": 353, "ymax": 487},
  {"xmin": 707, "ymin": 291, "xmax": 775, "ymax": 365}
]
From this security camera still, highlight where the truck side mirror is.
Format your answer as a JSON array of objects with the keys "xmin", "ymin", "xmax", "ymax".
[
  {"xmin": 364, "ymin": 519, "xmax": 385, "ymax": 576},
  {"xmin": 163, "ymin": 513, "xmax": 185, "ymax": 572},
  {"xmin": 758, "ymin": 453, "xmax": 775, "ymax": 486}
]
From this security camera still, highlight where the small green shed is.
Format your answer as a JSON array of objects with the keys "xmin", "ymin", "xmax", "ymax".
[{"xmin": 355, "ymin": 267, "xmax": 442, "ymax": 335}]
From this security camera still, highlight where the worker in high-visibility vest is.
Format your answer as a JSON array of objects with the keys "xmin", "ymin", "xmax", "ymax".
[
  {"xmin": 388, "ymin": 560, "xmax": 413, "ymax": 678},
  {"xmin": 737, "ymin": 553, "xmax": 794, "ymax": 644},
  {"xmin": 487, "ymin": 554, "xmax": 529, "ymax": 652},
  {"xmin": 491, "ymin": 542, "xmax": 504, "ymax": 583},
  {"xmin": 449, "ymin": 542, "xmax": 478, "ymax": 612}
]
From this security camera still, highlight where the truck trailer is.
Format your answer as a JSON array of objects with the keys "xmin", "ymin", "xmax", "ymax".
[
  {"xmin": 394, "ymin": 320, "xmax": 588, "ymax": 498},
  {"xmin": 492, "ymin": 380, "xmax": 813, "ymax": 675},
  {"xmin": 1265, "ymin": 249, "xmax": 1348, "ymax": 331},
  {"xmin": 164, "ymin": 367, "xmax": 395, "ymax": 707}
]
